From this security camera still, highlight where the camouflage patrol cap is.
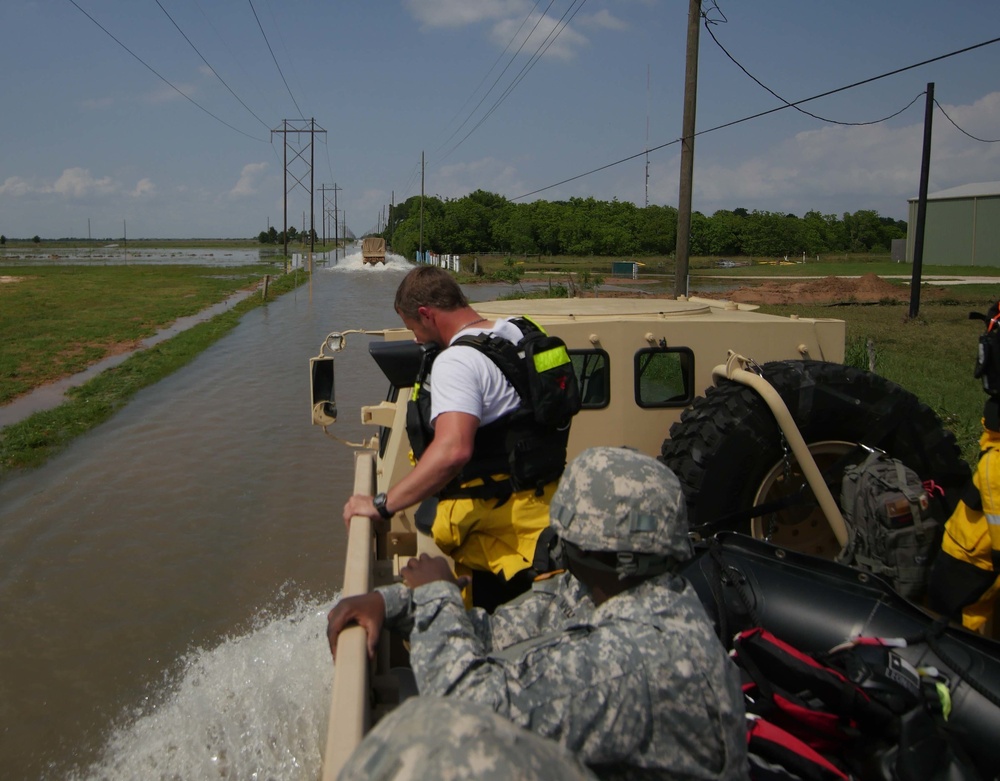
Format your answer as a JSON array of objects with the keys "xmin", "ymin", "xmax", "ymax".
[{"xmin": 550, "ymin": 446, "xmax": 693, "ymax": 563}]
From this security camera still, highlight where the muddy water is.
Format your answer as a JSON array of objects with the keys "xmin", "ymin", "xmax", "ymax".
[{"xmin": 0, "ymin": 252, "xmax": 431, "ymax": 779}]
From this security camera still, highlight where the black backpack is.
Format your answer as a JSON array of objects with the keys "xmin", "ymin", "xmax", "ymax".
[
  {"xmin": 971, "ymin": 301, "xmax": 1000, "ymax": 397},
  {"xmin": 454, "ymin": 316, "xmax": 581, "ymax": 429}
]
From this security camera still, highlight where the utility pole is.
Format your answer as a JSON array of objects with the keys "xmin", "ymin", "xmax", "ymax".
[
  {"xmin": 320, "ymin": 184, "xmax": 328, "ymax": 246},
  {"xmin": 271, "ymin": 118, "xmax": 326, "ymax": 260},
  {"xmin": 389, "ymin": 190, "xmax": 394, "ymax": 249},
  {"xmin": 333, "ymin": 183, "xmax": 341, "ymax": 260},
  {"xmin": 420, "ymin": 151, "xmax": 425, "ymax": 261},
  {"xmin": 674, "ymin": 0, "xmax": 701, "ymax": 298},
  {"xmin": 909, "ymin": 83, "xmax": 934, "ymax": 319}
]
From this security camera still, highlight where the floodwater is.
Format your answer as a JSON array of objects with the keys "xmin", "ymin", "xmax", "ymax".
[{"xmin": 0, "ymin": 249, "xmax": 435, "ymax": 780}]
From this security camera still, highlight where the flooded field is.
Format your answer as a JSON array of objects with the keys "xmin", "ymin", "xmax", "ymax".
[{"xmin": 0, "ymin": 245, "xmax": 273, "ymax": 266}]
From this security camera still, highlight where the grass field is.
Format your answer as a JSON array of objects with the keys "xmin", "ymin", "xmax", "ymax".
[{"xmin": 0, "ymin": 263, "xmax": 305, "ymax": 472}]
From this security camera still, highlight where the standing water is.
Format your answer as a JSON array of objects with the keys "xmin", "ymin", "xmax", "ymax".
[{"xmin": 0, "ymin": 250, "xmax": 418, "ymax": 779}]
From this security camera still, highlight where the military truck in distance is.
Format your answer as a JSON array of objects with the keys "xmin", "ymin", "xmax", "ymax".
[{"xmin": 361, "ymin": 237, "xmax": 386, "ymax": 265}]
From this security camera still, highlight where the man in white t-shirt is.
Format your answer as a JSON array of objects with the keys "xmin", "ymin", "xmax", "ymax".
[{"xmin": 343, "ymin": 266, "xmax": 567, "ymax": 609}]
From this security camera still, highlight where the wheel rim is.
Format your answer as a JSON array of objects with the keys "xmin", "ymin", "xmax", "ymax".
[{"xmin": 750, "ymin": 440, "xmax": 855, "ymax": 559}]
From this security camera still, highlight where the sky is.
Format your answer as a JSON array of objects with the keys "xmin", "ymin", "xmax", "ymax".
[{"xmin": 1, "ymin": 0, "xmax": 999, "ymax": 240}]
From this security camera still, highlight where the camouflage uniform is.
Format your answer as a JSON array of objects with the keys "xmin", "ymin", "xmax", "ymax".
[
  {"xmin": 378, "ymin": 448, "xmax": 748, "ymax": 781},
  {"xmin": 338, "ymin": 695, "xmax": 598, "ymax": 781}
]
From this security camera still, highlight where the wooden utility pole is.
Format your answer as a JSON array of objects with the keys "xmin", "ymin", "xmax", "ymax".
[
  {"xmin": 334, "ymin": 183, "xmax": 341, "ymax": 260},
  {"xmin": 909, "ymin": 83, "xmax": 934, "ymax": 319},
  {"xmin": 674, "ymin": 0, "xmax": 701, "ymax": 298},
  {"xmin": 420, "ymin": 151, "xmax": 425, "ymax": 261}
]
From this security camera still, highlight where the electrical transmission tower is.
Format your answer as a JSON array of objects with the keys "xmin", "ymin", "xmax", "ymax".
[{"xmin": 271, "ymin": 119, "xmax": 327, "ymax": 259}]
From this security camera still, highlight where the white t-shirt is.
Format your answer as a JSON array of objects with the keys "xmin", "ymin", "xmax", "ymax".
[{"xmin": 428, "ymin": 318, "xmax": 523, "ymax": 426}]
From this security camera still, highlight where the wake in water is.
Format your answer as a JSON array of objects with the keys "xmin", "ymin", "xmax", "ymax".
[
  {"xmin": 325, "ymin": 250, "xmax": 414, "ymax": 273},
  {"xmin": 73, "ymin": 593, "xmax": 338, "ymax": 781}
]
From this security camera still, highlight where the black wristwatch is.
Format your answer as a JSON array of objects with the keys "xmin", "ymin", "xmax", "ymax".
[{"xmin": 373, "ymin": 492, "xmax": 393, "ymax": 520}]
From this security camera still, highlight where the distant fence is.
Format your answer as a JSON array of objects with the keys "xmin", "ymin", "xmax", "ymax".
[{"xmin": 415, "ymin": 250, "xmax": 461, "ymax": 272}]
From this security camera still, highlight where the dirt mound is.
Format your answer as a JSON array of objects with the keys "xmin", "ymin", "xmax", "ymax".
[{"xmin": 707, "ymin": 273, "xmax": 915, "ymax": 305}]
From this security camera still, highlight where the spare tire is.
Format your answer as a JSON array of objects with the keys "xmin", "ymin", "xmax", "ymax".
[{"xmin": 660, "ymin": 360, "xmax": 970, "ymax": 558}]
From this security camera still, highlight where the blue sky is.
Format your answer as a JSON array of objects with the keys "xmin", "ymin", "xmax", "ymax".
[{"xmin": 1, "ymin": 0, "xmax": 998, "ymax": 240}]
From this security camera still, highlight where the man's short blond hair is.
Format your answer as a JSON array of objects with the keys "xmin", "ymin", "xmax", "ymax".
[{"xmin": 394, "ymin": 266, "xmax": 469, "ymax": 319}]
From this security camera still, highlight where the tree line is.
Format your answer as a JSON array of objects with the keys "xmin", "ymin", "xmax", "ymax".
[{"xmin": 376, "ymin": 190, "xmax": 906, "ymax": 259}]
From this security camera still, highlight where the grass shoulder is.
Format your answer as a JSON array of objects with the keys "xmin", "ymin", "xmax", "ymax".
[{"xmin": 0, "ymin": 269, "xmax": 304, "ymax": 474}]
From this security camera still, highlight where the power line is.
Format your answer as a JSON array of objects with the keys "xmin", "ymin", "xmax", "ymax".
[
  {"xmin": 704, "ymin": 18, "xmax": 925, "ymax": 127},
  {"xmin": 443, "ymin": 0, "xmax": 590, "ymax": 159},
  {"xmin": 512, "ymin": 34, "xmax": 1000, "ymax": 201},
  {"xmin": 435, "ymin": 0, "xmax": 553, "ymax": 157},
  {"xmin": 67, "ymin": 0, "xmax": 267, "ymax": 142},
  {"xmin": 934, "ymin": 99, "xmax": 1000, "ymax": 143},
  {"xmin": 153, "ymin": 0, "xmax": 271, "ymax": 130},
  {"xmin": 247, "ymin": 0, "xmax": 304, "ymax": 118}
]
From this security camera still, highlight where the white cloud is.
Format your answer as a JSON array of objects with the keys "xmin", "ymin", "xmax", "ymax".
[
  {"xmin": 403, "ymin": 0, "xmax": 593, "ymax": 59},
  {"xmin": 131, "ymin": 178, "xmax": 156, "ymax": 198},
  {"xmin": 52, "ymin": 168, "xmax": 118, "ymax": 197},
  {"xmin": 1, "ymin": 170, "xmax": 120, "ymax": 199},
  {"xmin": 579, "ymin": 9, "xmax": 628, "ymax": 31},
  {"xmin": 0, "ymin": 176, "xmax": 33, "ymax": 197},
  {"xmin": 230, "ymin": 162, "xmax": 268, "ymax": 197},
  {"xmin": 491, "ymin": 12, "xmax": 589, "ymax": 61},
  {"xmin": 403, "ymin": 0, "xmax": 527, "ymax": 28}
]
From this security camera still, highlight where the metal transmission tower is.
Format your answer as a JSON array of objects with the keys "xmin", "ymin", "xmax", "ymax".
[{"xmin": 271, "ymin": 119, "xmax": 326, "ymax": 258}]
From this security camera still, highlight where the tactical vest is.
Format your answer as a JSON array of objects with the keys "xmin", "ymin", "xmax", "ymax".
[{"xmin": 405, "ymin": 317, "xmax": 576, "ymax": 501}]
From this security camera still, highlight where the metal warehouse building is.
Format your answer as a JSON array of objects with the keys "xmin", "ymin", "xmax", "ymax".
[{"xmin": 906, "ymin": 182, "xmax": 1000, "ymax": 266}]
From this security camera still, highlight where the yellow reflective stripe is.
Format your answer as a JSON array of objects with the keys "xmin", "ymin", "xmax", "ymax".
[
  {"xmin": 411, "ymin": 381, "xmax": 421, "ymax": 402},
  {"xmin": 521, "ymin": 314, "xmax": 547, "ymax": 335},
  {"xmin": 533, "ymin": 345, "xmax": 570, "ymax": 372}
]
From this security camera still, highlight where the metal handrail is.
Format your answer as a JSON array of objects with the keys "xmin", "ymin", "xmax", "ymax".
[{"xmin": 321, "ymin": 451, "xmax": 376, "ymax": 780}]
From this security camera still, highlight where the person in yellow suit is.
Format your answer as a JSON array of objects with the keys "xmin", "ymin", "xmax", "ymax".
[
  {"xmin": 929, "ymin": 397, "xmax": 1000, "ymax": 632},
  {"xmin": 343, "ymin": 267, "xmax": 577, "ymax": 611}
]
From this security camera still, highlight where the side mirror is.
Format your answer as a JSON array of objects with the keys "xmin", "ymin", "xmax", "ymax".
[{"xmin": 310, "ymin": 356, "xmax": 337, "ymax": 425}]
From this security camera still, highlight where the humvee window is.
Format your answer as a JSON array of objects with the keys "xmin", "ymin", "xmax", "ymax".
[
  {"xmin": 569, "ymin": 349, "xmax": 610, "ymax": 408},
  {"xmin": 635, "ymin": 348, "xmax": 694, "ymax": 407}
]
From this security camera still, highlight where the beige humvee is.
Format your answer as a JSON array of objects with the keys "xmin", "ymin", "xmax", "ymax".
[{"xmin": 310, "ymin": 294, "xmax": 967, "ymax": 779}]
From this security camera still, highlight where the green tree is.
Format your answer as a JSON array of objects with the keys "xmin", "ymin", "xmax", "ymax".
[
  {"xmin": 0, "ymin": 235, "xmax": 6, "ymax": 245},
  {"xmin": 32, "ymin": 235, "xmax": 40, "ymax": 244},
  {"xmin": 706, "ymin": 210, "xmax": 743, "ymax": 256}
]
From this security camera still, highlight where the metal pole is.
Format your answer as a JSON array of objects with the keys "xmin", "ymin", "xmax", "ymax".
[
  {"xmin": 674, "ymin": 0, "xmax": 701, "ymax": 298},
  {"xmin": 420, "ymin": 151, "xmax": 425, "ymax": 261},
  {"xmin": 309, "ymin": 118, "xmax": 316, "ymax": 256},
  {"xmin": 909, "ymin": 83, "xmax": 934, "ymax": 319},
  {"xmin": 282, "ymin": 120, "xmax": 288, "ymax": 259}
]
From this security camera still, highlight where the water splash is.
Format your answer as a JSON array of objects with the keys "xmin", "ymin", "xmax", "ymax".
[
  {"xmin": 72, "ymin": 594, "xmax": 338, "ymax": 781},
  {"xmin": 326, "ymin": 250, "xmax": 414, "ymax": 273}
]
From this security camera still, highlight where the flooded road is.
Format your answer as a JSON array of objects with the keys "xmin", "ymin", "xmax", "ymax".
[{"xmin": 0, "ymin": 252, "xmax": 423, "ymax": 779}]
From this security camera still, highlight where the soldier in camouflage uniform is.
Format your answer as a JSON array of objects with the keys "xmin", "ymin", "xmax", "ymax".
[
  {"xmin": 328, "ymin": 447, "xmax": 748, "ymax": 780},
  {"xmin": 338, "ymin": 695, "xmax": 598, "ymax": 780}
]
